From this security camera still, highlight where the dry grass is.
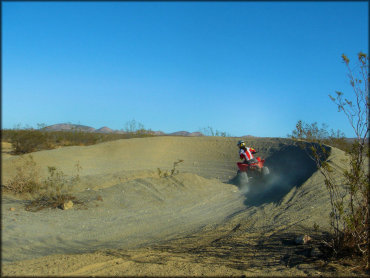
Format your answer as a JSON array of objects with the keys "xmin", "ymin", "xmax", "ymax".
[
  {"xmin": 2, "ymin": 155, "xmax": 84, "ymax": 212},
  {"xmin": 157, "ymin": 159, "xmax": 184, "ymax": 178},
  {"xmin": 25, "ymin": 194, "xmax": 81, "ymax": 212},
  {"xmin": 2, "ymin": 155, "xmax": 41, "ymax": 194}
]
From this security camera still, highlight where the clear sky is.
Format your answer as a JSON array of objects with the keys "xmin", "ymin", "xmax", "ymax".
[{"xmin": 2, "ymin": 1, "xmax": 368, "ymax": 137}]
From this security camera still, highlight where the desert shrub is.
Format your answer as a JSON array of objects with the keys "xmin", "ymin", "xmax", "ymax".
[
  {"xmin": 3, "ymin": 155, "xmax": 84, "ymax": 211},
  {"xmin": 124, "ymin": 119, "xmax": 155, "ymax": 136},
  {"xmin": 290, "ymin": 120, "xmax": 351, "ymax": 168},
  {"xmin": 2, "ymin": 155, "xmax": 41, "ymax": 194},
  {"xmin": 2, "ymin": 127, "xmax": 155, "ymax": 154},
  {"xmin": 291, "ymin": 52, "xmax": 369, "ymax": 269},
  {"xmin": 124, "ymin": 119, "xmax": 143, "ymax": 133},
  {"xmin": 25, "ymin": 163, "xmax": 84, "ymax": 211},
  {"xmin": 199, "ymin": 126, "xmax": 230, "ymax": 137},
  {"xmin": 71, "ymin": 161, "xmax": 82, "ymax": 183},
  {"xmin": 328, "ymin": 53, "xmax": 369, "ymax": 267},
  {"xmin": 9, "ymin": 129, "xmax": 51, "ymax": 154},
  {"xmin": 158, "ymin": 159, "xmax": 184, "ymax": 178},
  {"xmin": 43, "ymin": 166, "xmax": 70, "ymax": 194},
  {"xmin": 290, "ymin": 121, "xmax": 350, "ymax": 152},
  {"xmin": 25, "ymin": 193, "xmax": 79, "ymax": 212}
]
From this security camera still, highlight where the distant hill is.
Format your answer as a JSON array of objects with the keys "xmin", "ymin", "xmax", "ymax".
[
  {"xmin": 167, "ymin": 131, "xmax": 204, "ymax": 137},
  {"xmin": 43, "ymin": 124, "xmax": 96, "ymax": 133},
  {"xmin": 168, "ymin": 131, "xmax": 191, "ymax": 136},
  {"xmin": 151, "ymin": 131, "xmax": 166, "ymax": 136},
  {"xmin": 94, "ymin": 127, "xmax": 114, "ymax": 134},
  {"xmin": 42, "ymin": 123, "xmax": 204, "ymax": 136},
  {"xmin": 241, "ymin": 135, "xmax": 257, "ymax": 138},
  {"xmin": 188, "ymin": 132, "xmax": 204, "ymax": 137}
]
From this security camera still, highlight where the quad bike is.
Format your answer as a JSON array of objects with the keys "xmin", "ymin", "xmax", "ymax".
[{"xmin": 236, "ymin": 157, "xmax": 270, "ymax": 184}]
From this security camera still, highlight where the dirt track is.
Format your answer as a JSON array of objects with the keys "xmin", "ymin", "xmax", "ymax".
[{"xmin": 1, "ymin": 136, "xmax": 362, "ymax": 276}]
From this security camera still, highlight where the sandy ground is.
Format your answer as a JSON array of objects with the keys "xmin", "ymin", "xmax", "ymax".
[{"xmin": 1, "ymin": 137, "xmax": 365, "ymax": 276}]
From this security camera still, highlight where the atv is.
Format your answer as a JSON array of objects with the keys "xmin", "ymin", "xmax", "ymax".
[{"xmin": 236, "ymin": 157, "xmax": 270, "ymax": 184}]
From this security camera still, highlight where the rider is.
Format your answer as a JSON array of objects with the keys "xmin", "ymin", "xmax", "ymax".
[{"xmin": 237, "ymin": 140, "xmax": 258, "ymax": 164}]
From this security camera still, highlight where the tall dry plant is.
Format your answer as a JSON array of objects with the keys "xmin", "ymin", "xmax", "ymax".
[
  {"xmin": 329, "ymin": 52, "xmax": 369, "ymax": 267},
  {"xmin": 291, "ymin": 52, "xmax": 369, "ymax": 268}
]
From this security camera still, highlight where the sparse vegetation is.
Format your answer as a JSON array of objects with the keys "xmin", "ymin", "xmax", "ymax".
[
  {"xmin": 2, "ymin": 155, "xmax": 84, "ymax": 212},
  {"xmin": 290, "ymin": 52, "xmax": 369, "ymax": 269},
  {"xmin": 157, "ymin": 159, "xmax": 184, "ymax": 178},
  {"xmin": 2, "ymin": 121, "xmax": 155, "ymax": 155},
  {"xmin": 2, "ymin": 155, "xmax": 41, "ymax": 194},
  {"xmin": 124, "ymin": 119, "xmax": 152, "ymax": 135},
  {"xmin": 25, "ymin": 193, "xmax": 80, "ymax": 212},
  {"xmin": 291, "ymin": 121, "xmax": 351, "ymax": 152},
  {"xmin": 199, "ymin": 126, "xmax": 231, "ymax": 137}
]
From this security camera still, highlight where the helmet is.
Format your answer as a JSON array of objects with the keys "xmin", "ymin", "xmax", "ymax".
[{"xmin": 237, "ymin": 140, "xmax": 246, "ymax": 148}]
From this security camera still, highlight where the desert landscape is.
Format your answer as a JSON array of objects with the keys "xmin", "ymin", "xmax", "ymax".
[
  {"xmin": 3, "ymin": 1, "xmax": 368, "ymax": 276},
  {"xmin": 2, "ymin": 135, "xmax": 365, "ymax": 276}
]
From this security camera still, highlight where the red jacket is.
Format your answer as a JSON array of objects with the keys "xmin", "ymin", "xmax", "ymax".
[{"xmin": 239, "ymin": 147, "xmax": 256, "ymax": 161}]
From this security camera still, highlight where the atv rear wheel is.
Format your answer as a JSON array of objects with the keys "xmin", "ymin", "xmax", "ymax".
[{"xmin": 262, "ymin": 166, "xmax": 270, "ymax": 176}]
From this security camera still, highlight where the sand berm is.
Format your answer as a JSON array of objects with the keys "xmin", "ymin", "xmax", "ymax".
[{"xmin": 2, "ymin": 136, "xmax": 357, "ymax": 276}]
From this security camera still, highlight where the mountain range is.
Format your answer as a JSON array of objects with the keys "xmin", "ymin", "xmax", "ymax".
[{"xmin": 42, "ymin": 123, "xmax": 204, "ymax": 137}]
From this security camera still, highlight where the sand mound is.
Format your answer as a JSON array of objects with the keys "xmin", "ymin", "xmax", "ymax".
[
  {"xmin": 2, "ymin": 136, "xmax": 351, "ymax": 276},
  {"xmin": 2, "ymin": 171, "xmax": 244, "ymax": 263},
  {"xmin": 2, "ymin": 136, "xmax": 322, "ymax": 184}
]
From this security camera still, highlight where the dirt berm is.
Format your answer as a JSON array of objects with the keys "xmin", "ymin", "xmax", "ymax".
[{"xmin": 2, "ymin": 136, "xmax": 359, "ymax": 276}]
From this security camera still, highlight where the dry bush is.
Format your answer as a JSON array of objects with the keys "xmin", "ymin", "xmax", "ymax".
[
  {"xmin": 2, "ymin": 155, "xmax": 41, "ymax": 194},
  {"xmin": 2, "ymin": 127, "xmax": 155, "ymax": 155},
  {"xmin": 158, "ymin": 159, "xmax": 184, "ymax": 178},
  {"xmin": 329, "ymin": 53, "xmax": 369, "ymax": 268},
  {"xmin": 25, "ymin": 194, "xmax": 79, "ymax": 212},
  {"xmin": 8, "ymin": 129, "xmax": 51, "ymax": 154},
  {"xmin": 26, "ymin": 164, "xmax": 84, "ymax": 212},
  {"xmin": 199, "ymin": 126, "xmax": 230, "ymax": 137},
  {"xmin": 291, "ymin": 52, "xmax": 369, "ymax": 269},
  {"xmin": 3, "ymin": 156, "xmax": 84, "ymax": 211},
  {"xmin": 290, "ymin": 121, "xmax": 350, "ymax": 152}
]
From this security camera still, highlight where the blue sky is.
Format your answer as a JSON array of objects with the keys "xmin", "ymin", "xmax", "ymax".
[{"xmin": 2, "ymin": 1, "xmax": 368, "ymax": 137}]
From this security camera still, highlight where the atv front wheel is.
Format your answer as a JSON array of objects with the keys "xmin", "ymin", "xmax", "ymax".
[{"xmin": 236, "ymin": 171, "xmax": 249, "ymax": 186}]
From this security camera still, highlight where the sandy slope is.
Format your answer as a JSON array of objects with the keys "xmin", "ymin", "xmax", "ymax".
[{"xmin": 1, "ymin": 136, "xmax": 362, "ymax": 276}]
